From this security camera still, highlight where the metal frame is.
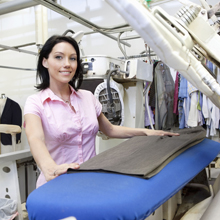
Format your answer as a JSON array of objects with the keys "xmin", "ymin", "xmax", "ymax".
[
  {"xmin": 32, "ymin": 0, "xmax": 132, "ymax": 47},
  {"xmin": 0, "ymin": 0, "xmax": 155, "ymax": 70},
  {"xmin": 0, "ymin": 44, "xmax": 38, "ymax": 56},
  {"xmin": 0, "ymin": 0, "xmax": 134, "ymax": 71}
]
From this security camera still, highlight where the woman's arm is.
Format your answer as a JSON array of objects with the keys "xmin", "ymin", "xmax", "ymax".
[
  {"xmin": 24, "ymin": 114, "xmax": 79, "ymax": 182},
  {"xmin": 98, "ymin": 113, "xmax": 179, "ymax": 138}
]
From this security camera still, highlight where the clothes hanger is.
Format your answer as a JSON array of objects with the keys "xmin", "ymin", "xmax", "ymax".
[{"xmin": 0, "ymin": 93, "xmax": 6, "ymax": 99}]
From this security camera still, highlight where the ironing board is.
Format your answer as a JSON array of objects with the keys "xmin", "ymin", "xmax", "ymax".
[{"xmin": 26, "ymin": 138, "xmax": 220, "ymax": 220}]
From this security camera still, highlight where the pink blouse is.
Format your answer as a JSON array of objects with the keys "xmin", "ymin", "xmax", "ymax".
[{"xmin": 24, "ymin": 86, "xmax": 102, "ymax": 187}]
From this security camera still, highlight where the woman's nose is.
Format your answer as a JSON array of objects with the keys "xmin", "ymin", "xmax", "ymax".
[{"xmin": 63, "ymin": 58, "xmax": 70, "ymax": 67}]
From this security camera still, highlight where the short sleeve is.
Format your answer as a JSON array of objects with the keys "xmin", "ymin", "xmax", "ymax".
[{"xmin": 24, "ymin": 94, "xmax": 42, "ymax": 118}]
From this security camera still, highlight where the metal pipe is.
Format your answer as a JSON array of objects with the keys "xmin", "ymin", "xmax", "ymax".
[
  {"xmin": 118, "ymin": 54, "xmax": 156, "ymax": 59},
  {"xmin": 62, "ymin": 29, "xmax": 75, "ymax": 36},
  {"xmin": 84, "ymin": 26, "xmax": 133, "ymax": 35},
  {"xmin": 95, "ymin": 28, "xmax": 130, "ymax": 47},
  {"xmin": 34, "ymin": 0, "xmax": 129, "ymax": 31},
  {"xmin": 117, "ymin": 32, "xmax": 128, "ymax": 59},
  {"xmin": 0, "ymin": 42, "xmax": 36, "ymax": 52},
  {"xmin": 0, "ymin": 0, "xmax": 38, "ymax": 15},
  {"xmin": 0, "ymin": 44, "xmax": 38, "ymax": 56},
  {"xmin": 35, "ymin": 5, "xmax": 48, "ymax": 45},
  {"xmin": 33, "ymin": 0, "xmax": 131, "ymax": 47},
  {"xmin": 0, "ymin": 65, "xmax": 36, "ymax": 71}
]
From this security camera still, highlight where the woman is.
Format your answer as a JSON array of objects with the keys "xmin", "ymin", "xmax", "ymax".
[{"xmin": 24, "ymin": 35, "xmax": 179, "ymax": 188}]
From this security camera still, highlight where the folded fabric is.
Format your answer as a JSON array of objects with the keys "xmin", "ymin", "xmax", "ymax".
[{"xmin": 68, "ymin": 126, "xmax": 206, "ymax": 178}]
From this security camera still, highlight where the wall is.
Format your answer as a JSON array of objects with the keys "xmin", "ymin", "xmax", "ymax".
[{"xmin": 0, "ymin": 0, "xmax": 219, "ymax": 150}]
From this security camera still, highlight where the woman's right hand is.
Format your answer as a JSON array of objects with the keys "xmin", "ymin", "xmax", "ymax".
[{"xmin": 44, "ymin": 163, "xmax": 80, "ymax": 182}]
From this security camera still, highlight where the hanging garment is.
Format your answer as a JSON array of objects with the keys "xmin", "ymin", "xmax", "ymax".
[
  {"xmin": 216, "ymin": 70, "xmax": 220, "ymax": 129},
  {"xmin": 154, "ymin": 62, "xmax": 175, "ymax": 130},
  {"xmin": 144, "ymin": 93, "xmax": 155, "ymax": 127},
  {"xmin": 199, "ymin": 92, "xmax": 205, "ymax": 126},
  {"xmin": 69, "ymin": 126, "xmax": 206, "ymax": 179},
  {"xmin": 144, "ymin": 82, "xmax": 155, "ymax": 128},
  {"xmin": 0, "ymin": 98, "xmax": 22, "ymax": 145},
  {"xmin": 184, "ymin": 94, "xmax": 190, "ymax": 128},
  {"xmin": 148, "ymin": 61, "xmax": 158, "ymax": 108},
  {"xmin": 178, "ymin": 74, "xmax": 188, "ymax": 129},
  {"xmin": 187, "ymin": 81, "xmax": 199, "ymax": 127},
  {"xmin": 173, "ymin": 72, "xmax": 179, "ymax": 115},
  {"xmin": 202, "ymin": 94, "xmax": 209, "ymax": 119},
  {"xmin": 187, "ymin": 92, "xmax": 198, "ymax": 127},
  {"xmin": 197, "ymin": 93, "xmax": 204, "ymax": 127},
  {"xmin": 178, "ymin": 98, "xmax": 185, "ymax": 128}
]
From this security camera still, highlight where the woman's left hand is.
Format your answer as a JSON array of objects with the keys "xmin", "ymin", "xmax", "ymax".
[{"xmin": 53, "ymin": 163, "xmax": 80, "ymax": 178}]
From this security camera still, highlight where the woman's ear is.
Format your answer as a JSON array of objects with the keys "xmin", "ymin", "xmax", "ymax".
[{"xmin": 42, "ymin": 58, "xmax": 48, "ymax": 68}]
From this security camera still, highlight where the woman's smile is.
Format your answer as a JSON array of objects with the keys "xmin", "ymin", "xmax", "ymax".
[{"xmin": 59, "ymin": 71, "xmax": 72, "ymax": 76}]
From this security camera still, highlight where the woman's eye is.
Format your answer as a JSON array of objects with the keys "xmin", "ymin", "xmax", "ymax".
[
  {"xmin": 55, "ymin": 56, "xmax": 62, "ymax": 60},
  {"xmin": 70, "ymin": 57, "xmax": 76, "ymax": 61}
]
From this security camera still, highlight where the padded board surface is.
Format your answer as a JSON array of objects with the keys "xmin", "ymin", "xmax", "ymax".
[{"xmin": 26, "ymin": 139, "xmax": 220, "ymax": 220}]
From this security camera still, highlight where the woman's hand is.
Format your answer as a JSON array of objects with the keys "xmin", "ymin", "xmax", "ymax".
[
  {"xmin": 43, "ymin": 163, "xmax": 80, "ymax": 182},
  {"xmin": 145, "ymin": 129, "xmax": 180, "ymax": 136}
]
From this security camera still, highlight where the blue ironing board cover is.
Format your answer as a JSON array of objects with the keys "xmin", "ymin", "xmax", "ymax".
[{"xmin": 26, "ymin": 139, "xmax": 220, "ymax": 220}]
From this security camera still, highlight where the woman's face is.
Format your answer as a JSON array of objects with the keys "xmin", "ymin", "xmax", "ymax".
[{"xmin": 43, "ymin": 42, "xmax": 78, "ymax": 86}]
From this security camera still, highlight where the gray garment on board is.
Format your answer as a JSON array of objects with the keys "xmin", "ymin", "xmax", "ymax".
[{"xmin": 68, "ymin": 126, "xmax": 206, "ymax": 179}]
